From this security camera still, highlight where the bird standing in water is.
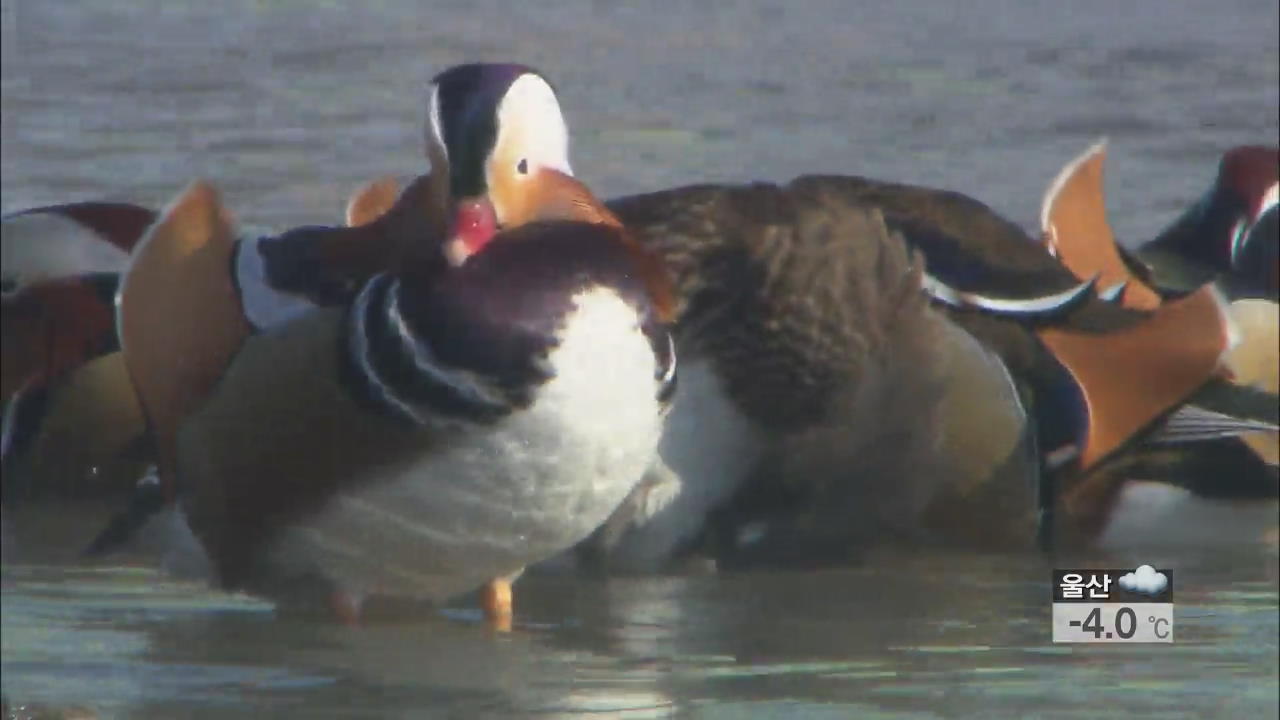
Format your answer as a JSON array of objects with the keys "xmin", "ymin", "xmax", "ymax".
[{"xmin": 109, "ymin": 64, "xmax": 675, "ymax": 628}]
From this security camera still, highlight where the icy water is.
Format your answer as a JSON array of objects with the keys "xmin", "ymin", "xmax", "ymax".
[
  {"xmin": 2, "ymin": 0, "xmax": 1278, "ymax": 717},
  {"xmin": 2, "ymin": 549, "xmax": 1278, "ymax": 719}
]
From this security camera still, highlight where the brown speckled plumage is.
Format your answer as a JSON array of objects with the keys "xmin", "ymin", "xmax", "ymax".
[
  {"xmin": 613, "ymin": 182, "xmax": 937, "ymax": 432},
  {"xmin": 601, "ymin": 181, "xmax": 1049, "ymax": 559},
  {"xmin": 602, "ymin": 173, "xmax": 1241, "ymax": 559},
  {"xmin": 609, "ymin": 176, "xmax": 1145, "ymax": 439}
]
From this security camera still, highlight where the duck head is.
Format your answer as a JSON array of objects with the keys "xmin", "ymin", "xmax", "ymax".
[
  {"xmin": 243, "ymin": 64, "xmax": 606, "ymax": 321},
  {"xmin": 426, "ymin": 63, "xmax": 584, "ymax": 266},
  {"xmin": 1219, "ymin": 147, "xmax": 1278, "ymax": 270},
  {"xmin": 1145, "ymin": 146, "xmax": 1278, "ymax": 285}
]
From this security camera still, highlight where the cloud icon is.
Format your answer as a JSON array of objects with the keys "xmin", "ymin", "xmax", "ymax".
[{"xmin": 1118, "ymin": 565, "xmax": 1168, "ymax": 595}]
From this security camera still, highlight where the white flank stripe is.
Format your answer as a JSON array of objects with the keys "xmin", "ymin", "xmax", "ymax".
[
  {"xmin": 1153, "ymin": 404, "xmax": 1279, "ymax": 444},
  {"xmin": 1098, "ymin": 281, "xmax": 1128, "ymax": 303},
  {"xmin": 921, "ymin": 272, "xmax": 1097, "ymax": 316}
]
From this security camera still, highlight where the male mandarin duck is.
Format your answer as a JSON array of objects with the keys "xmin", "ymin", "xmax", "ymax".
[
  {"xmin": 2, "ymin": 64, "xmax": 664, "ymax": 625},
  {"xmin": 0, "ymin": 175, "xmax": 406, "ymax": 462},
  {"xmin": 1, "ymin": 272, "xmax": 143, "ymax": 509},
  {"xmin": 1135, "ymin": 144, "xmax": 1277, "ymax": 300},
  {"xmin": 148, "ymin": 175, "xmax": 674, "ymax": 629},
  {"xmin": 2, "ymin": 273, "xmax": 121, "ymax": 409},
  {"xmin": 1, "ymin": 201, "xmax": 157, "ymax": 423},
  {"xmin": 1037, "ymin": 140, "xmax": 1278, "ymax": 511},
  {"xmin": 1, "ymin": 204, "xmax": 158, "ymax": 505},
  {"xmin": 1040, "ymin": 141, "xmax": 1276, "ymax": 302},
  {"xmin": 116, "ymin": 64, "xmax": 580, "ymax": 506},
  {"xmin": 105, "ymin": 63, "xmax": 679, "ymax": 627},
  {"xmin": 0, "ymin": 183, "xmax": 409, "ymax": 512},
  {"xmin": 0, "ymin": 65, "xmax": 578, "ymax": 548}
]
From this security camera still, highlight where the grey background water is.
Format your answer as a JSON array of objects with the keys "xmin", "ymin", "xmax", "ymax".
[{"xmin": 2, "ymin": 0, "xmax": 1277, "ymax": 717}]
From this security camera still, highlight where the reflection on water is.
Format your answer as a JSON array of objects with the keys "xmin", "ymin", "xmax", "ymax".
[
  {"xmin": 2, "ymin": 0, "xmax": 1278, "ymax": 716},
  {"xmin": 3, "ymin": 548, "xmax": 1278, "ymax": 718}
]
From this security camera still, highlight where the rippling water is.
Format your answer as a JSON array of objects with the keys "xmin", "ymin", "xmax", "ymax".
[{"xmin": 2, "ymin": 0, "xmax": 1278, "ymax": 717}]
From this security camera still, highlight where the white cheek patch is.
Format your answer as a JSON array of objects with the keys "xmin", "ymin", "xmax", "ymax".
[{"xmin": 495, "ymin": 73, "xmax": 573, "ymax": 177}]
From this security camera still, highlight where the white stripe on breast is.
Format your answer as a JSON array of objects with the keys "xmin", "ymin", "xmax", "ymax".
[
  {"xmin": 385, "ymin": 279, "xmax": 510, "ymax": 410},
  {"xmin": 600, "ymin": 359, "xmax": 763, "ymax": 573},
  {"xmin": 349, "ymin": 275, "xmax": 430, "ymax": 425}
]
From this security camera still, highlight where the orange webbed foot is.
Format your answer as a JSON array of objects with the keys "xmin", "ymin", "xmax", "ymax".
[{"xmin": 480, "ymin": 577, "xmax": 515, "ymax": 632}]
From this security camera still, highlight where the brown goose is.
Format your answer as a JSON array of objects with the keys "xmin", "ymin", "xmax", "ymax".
[
  {"xmin": 598, "ymin": 166, "xmax": 1274, "ymax": 565},
  {"xmin": 581, "ymin": 176, "xmax": 1153, "ymax": 566},
  {"xmin": 580, "ymin": 199, "xmax": 1046, "ymax": 568}
]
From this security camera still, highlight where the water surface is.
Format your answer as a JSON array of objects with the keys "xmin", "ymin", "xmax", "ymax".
[{"xmin": 5, "ymin": 548, "xmax": 1278, "ymax": 719}]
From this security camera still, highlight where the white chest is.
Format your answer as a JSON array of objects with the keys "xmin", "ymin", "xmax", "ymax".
[
  {"xmin": 268, "ymin": 288, "xmax": 666, "ymax": 600},
  {"xmin": 599, "ymin": 359, "xmax": 764, "ymax": 573}
]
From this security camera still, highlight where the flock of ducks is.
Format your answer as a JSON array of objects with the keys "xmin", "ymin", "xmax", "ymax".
[{"xmin": 2, "ymin": 63, "xmax": 1277, "ymax": 629}]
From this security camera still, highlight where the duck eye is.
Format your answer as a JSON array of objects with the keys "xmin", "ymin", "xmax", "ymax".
[{"xmin": 517, "ymin": 158, "xmax": 529, "ymax": 175}]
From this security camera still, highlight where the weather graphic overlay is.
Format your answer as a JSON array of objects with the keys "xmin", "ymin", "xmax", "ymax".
[{"xmin": 1052, "ymin": 565, "xmax": 1174, "ymax": 643}]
